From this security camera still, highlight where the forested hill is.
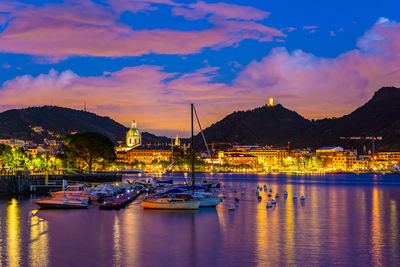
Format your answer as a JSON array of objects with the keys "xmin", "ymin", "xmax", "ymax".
[{"xmin": 0, "ymin": 106, "xmax": 169, "ymax": 144}]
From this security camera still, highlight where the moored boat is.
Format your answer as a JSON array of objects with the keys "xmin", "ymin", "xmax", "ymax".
[
  {"xmin": 36, "ymin": 196, "xmax": 88, "ymax": 209},
  {"xmin": 51, "ymin": 184, "xmax": 87, "ymax": 198},
  {"xmin": 141, "ymin": 195, "xmax": 200, "ymax": 210}
]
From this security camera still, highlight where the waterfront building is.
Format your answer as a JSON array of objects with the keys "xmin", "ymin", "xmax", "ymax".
[
  {"xmin": 316, "ymin": 146, "xmax": 344, "ymax": 168},
  {"xmin": 126, "ymin": 145, "xmax": 174, "ymax": 164},
  {"xmin": 247, "ymin": 148, "xmax": 288, "ymax": 168},
  {"xmin": 377, "ymin": 151, "xmax": 400, "ymax": 164},
  {"xmin": 220, "ymin": 152, "xmax": 258, "ymax": 169},
  {"xmin": 331, "ymin": 151, "xmax": 357, "ymax": 170}
]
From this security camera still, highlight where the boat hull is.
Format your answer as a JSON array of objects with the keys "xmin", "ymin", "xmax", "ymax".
[
  {"xmin": 142, "ymin": 199, "xmax": 200, "ymax": 210},
  {"xmin": 199, "ymin": 197, "xmax": 223, "ymax": 207},
  {"xmin": 36, "ymin": 197, "xmax": 88, "ymax": 209}
]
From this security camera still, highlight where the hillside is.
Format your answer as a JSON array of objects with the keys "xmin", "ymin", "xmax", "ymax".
[
  {"xmin": 300, "ymin": 86, "xmax": 400, "ymax": 150},
  {"xmin": 198, "ymin": 87, "xmax": 400, "ymax": 151},
  {"xmin": 0, "ymin": 106, "xmax": 169, "ymax": 144},
  {"xmin": 198, "ymin": 104, "xmax": 311, "ymax": 146}
]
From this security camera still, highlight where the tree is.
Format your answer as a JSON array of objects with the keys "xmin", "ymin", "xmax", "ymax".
[{"xmin": 62, "ymin": 132, "xmax": 115, "ymax": 173}]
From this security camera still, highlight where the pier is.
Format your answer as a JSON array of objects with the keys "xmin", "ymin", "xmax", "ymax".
[{"xmin": 0, "ymin": 172, "xmax": 122, "ymax": 194}]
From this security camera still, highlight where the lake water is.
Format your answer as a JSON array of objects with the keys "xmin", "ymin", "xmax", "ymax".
[{"xmin": 0, "ymin": 173, "xmax": 400, "ymax": 267}]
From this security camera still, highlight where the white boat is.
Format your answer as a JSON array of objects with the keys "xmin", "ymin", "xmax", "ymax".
[
  {"xmin": 141, "ymin": 195, "xmax": 200, "ymax": 210},
  {"xmin": 192, "ymin": 192, "xmax": 224, "ymax": 207},
  {"xmin": 36, "ymin": 196, "xmax": 88, "ymax": 209},
  {"xmin": 51, "ymin": 184, "xmax": 87, "ymax": 198}
]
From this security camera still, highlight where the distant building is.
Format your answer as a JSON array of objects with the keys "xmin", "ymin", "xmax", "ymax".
[
  {"xmin": 331, "ymin": 151, "xmax": 357, "ymax": 170},
  {"xmin": 123, "ymin": 145, "xmax": 175, "ymax": 164},
  {"xmin": 126, "ymin": 120, "xmax": 142, "ymax": 148},
  {"xmin": 247, "ymin": 148, "xmax": 288, "ymax": 167},
  {"xmin": 0, "ymin": 138, "xmax": 26, "ymax": 147},
  {"xmin": 316, "ymin": 146, "xmax": 344, "ymax": 154},
  {"xmin": 220, "ymin": 152, "xmax": 258, "ymax": 169},
  {"xmin": 267, "ymin": 97, "xmax": 274, "ymax": 107},
  {"xmin": 31, "ymin": 126, "xmax": 44, "ymax": 134},
  {"xmin": 377, "ymin": 151, "xmax": 400, "ymax": 164},
  {"xmin": 174, "ymin": 134, "xmax": 181, "ymax": 147}
]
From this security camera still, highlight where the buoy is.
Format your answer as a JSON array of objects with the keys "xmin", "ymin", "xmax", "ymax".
[
  {"xmin": 256, "ymin": 191, "xmax": 260, "ymax": 195},
  {"xmin": 275, "ymin": 193, "xmax": 280, "ymax": 198},
  {"xmin": 300, "ymin": 196, "xmax": 305, "ymax": 200},
  {"xmin": 260, "ymin": 187, "xmax": 263, "ymax": 191},
  {"xmin": 293, "ymin": 194, "xmax": 298, "ymax": 199},
  {"xmin": 271, "ymin": 199, "xmax": 276, "ymax": 204},
  {"xmin": 269, "ymin": 188, "xmax": 272, "ymax": 192},
  {"xmin": 235, "ymin": 197, "xmax": 240, "ymax": 202},
  {"xmin": 258, "ymin": 195, "xmax": 262, "ymax": 200},
  {"xmin": 266, "ymin": 203, "xmax": 273, "ymax": 208},
  {"xmin": 229, "ymin": 206, "xmax": 235, "ymax": 211}
]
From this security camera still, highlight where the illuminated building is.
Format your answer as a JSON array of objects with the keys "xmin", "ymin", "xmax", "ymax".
[
  {"xmin": 331, "ymin": 151, "xmax": 357, "ymax": 170},
  {"xmin": 221, "ymin": 152, "xmax": 258, "ymax": 169},
  {"xmin": 174, "ymin": 134, "xmax": 180, "ymax": 147},
  {"xmin": 247, "ymin": 148, "xmax": 288, "ymax": 167},
  {"xmin": 316, "ymin": 146, "xmax": 344, "ymax": 167},
  {"xmin": 126, "ymin": 120, "xmax": 141, "ymax": 148},
  {"xmin": 267, "ymin": 97, "xmax": 274, "ymax": 107},
  {"xmin": 377, "ymin": 151, "xmax": 400, "ymax": 164},
  {"xmin": 126, "ymin": 145, "xmax": 174, "ymax": 164}
]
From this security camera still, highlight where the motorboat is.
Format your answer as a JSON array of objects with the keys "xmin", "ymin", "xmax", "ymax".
[
  {"xmin": 141, "ymin": 194, "xmax": 200, "ymax": 210},
  {"xmin": 36, "ymin": 196, "xmax": 88, "ymax": 209},
  {"xmin": 50, "ymin": 184, "xmax": 87, "ymax": 198}
]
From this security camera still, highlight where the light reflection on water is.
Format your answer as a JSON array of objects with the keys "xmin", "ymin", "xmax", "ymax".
[{"xmin": 0, "ymin": 173, "xmax": 399, "ymax": 267}]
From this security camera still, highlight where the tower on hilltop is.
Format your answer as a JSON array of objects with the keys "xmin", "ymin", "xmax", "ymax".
[{"xmin": 267, "ymin": 97, "xmax": 274, "ymax": 107}]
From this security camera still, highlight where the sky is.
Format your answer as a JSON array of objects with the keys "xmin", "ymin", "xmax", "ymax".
[{"xmin": 1, "ymin": 0, "xmax": 400, "ymax": 137}]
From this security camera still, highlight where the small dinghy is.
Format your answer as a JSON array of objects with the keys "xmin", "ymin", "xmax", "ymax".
[{"xmin": 36, "ymin": 196, "xmax": 88, "ymax": 209}]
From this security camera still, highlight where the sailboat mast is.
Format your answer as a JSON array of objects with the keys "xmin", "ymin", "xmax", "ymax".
[{"xmin": 191, "ymin": 103, "xmax": 195, "ymax": 195}]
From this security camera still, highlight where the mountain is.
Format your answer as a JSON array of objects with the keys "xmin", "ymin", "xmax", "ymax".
[
  {"xmin": 197, "ymin": 104, "xmax": 311, "ymax": 146},
  {"xmin": 198, "ymin": 87, "xmax": 400, "ymax": 151},
  {"xmin": 300, "ymin": 86, "xmax": 400, "ymax": 150},
  {"xmin": 0, "ymin": 106, "xmax": 169, "ymax": 144}
]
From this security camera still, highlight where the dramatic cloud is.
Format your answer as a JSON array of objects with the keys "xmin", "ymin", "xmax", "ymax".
[
  {"xmin": 172, "ymin": 1, "xmax": 270, "ymax": 21},
  {"xmin": 0, "ymin": 0, "xmax": 284, "ymax": 60}
]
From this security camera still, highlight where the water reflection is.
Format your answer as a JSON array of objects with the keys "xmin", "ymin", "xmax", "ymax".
[
  {"xmin": 371, "ymin": 187, "xmax": 383, "ymax": 266},
  {"xmin": 30, "ymin": 210, "xmax": 49, "ymax": 266},
  {"xmin": 7, "ymin": 198, "xmax": 20, "ymax": 267},
  {"xmin": 113, "ymin": 215, "xmax": 121, "ymax": 266},
  {"xmin": 283, "ymin": 183, "xmax": 295, "ymax": 265}
]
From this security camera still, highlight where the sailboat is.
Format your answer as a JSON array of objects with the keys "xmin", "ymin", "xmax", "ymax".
[
  {"xmin": 181, "ymin": 104, "xmax": 223, "ymax": 207},
  {"xmin": 141, "ymin": 104, "xmax": 222, "ymax": 209},
  {"xmin": 141, "ymin": 107, "xmax": 200, "ymax": 210}
]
